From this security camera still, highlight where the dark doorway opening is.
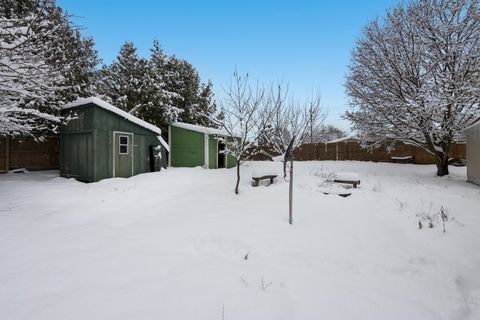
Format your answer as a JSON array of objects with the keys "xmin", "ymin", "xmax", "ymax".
[
  {"xmin": 217, "ymin": 142, "xmax": 226, "ymax": 168},
  {"xmin": 149, "ymin": 145, "xmax": 156, "ymax": 172}
]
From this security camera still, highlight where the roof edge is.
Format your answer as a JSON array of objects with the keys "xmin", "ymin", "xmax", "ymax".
[
  {"xmin": 171, "ymin": 122, "xmax": 241, "ymax": 138},
  {"xmin": 63, "ymin": 97, "xmax": 162, "ymax": 135}
]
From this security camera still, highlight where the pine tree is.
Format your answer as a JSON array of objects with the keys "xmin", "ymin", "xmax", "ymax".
[
  {"xmin": 163, "ymin": 55, "xmax": 217, "ymax": 127},
  {"xmin": 34, "ymin": 1, "xmax": 100, "ymax": 118},
  {"xmin": 196, "ymin": 80, "xmax": 218, "ymax": 127},
  {"xmin": 99, "ymin": 41, "xmax": 182, "ymax": 135},
  {"xmin": 99, "ymin": 40, "xmax": 217, "ymax": 136},
  {"xmin": 98, "ymin": 42, "xmax": 147, "ymax": 112},
  {"xmin": 148, "ymin": 40, "xmax": 182, "ymax": 134},
  {"xmin": 59, "ymin": 34, "xmax": 100, "ymax": 101}
]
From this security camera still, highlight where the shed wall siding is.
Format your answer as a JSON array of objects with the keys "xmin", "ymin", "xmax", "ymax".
[
  {"xmin": 60, "ymin": 132, "xmax": 94, "ymax": 181},
  {"xmin": 227, "ymin": 154, "xmax": 236, "ymax": 168},
  {"xmin": 209, "ymin": 135, "xmax": 217, "ymax": 169},
  {"xmin": 62, "ymin": 106, "xmax": 95, "ymax": 133},
  {"xmin": 60, "ymin": 106, "xmax": 95, "ymax": 181},
  {"xmin": 169, "ymin": 126, "xmax": 239, "ymax": 169},
  {"xmin": 226, "ymin": 137, "xmax": 239, "ymax": 168},
  {"xmin": 170, "ymin": 126, "xmax": 205, "ymax": 167},
  {"xmin": 93, "ymin": 107, "xmax": 160, "ymax": 179},
  {"xmin": 467, "ymin": 125, "xmax": 480, "ymax": 185},
  {"xmin": 60, "ymin": 104, "xmax": 163, "ymax": 182}
]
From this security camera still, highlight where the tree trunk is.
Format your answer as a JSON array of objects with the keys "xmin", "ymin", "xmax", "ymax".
[
  {"xmin": 235, "ymin": 162, "xmax": 241, "ymax": 194},
  {"xmin": 435, "ymin": 157, "xmax": 449, "ymax": 176},
  {"xmin": 283, "ymin": 160, "xmax": 287, "ymax": 179}
]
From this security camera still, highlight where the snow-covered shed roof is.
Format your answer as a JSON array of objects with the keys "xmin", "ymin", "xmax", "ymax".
[
  {"xmin": 172, "ymin": 122, "xmax": 235, "ymax": 137},
  {"xmin": 326, "ymin": 136, "xmax": 359, "ymax": 144},
  {"xmin": 63, "ymin": 97, "xmax": 162, "ymax": 135},
  {"xmin": 157, "ymin": 136, "xmax": 169, "ymax": 152},
  {"xmin": 63, "ymin": 97, "xmax": 169, "ymax": 150}
]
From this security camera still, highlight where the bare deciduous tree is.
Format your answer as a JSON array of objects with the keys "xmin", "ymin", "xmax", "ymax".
[
  {"xmin": 313, "ymin": 124, "xmax": 347, "ymax": 143},
  {"xmin": 262, "ymin": 88, "xmax": 326, "ymax": 177},
  {"xmin": 344, "ymin": 0, "xmax": 480, "ymax": 176},
  {"xmin": 220, "ymin": 69, "xmax": 276, "ymax": 194}
]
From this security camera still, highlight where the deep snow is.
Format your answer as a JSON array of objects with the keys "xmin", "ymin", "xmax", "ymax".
[{"xmin": 1, "ymin": 161, "xmax": 479, "ymax": 320}]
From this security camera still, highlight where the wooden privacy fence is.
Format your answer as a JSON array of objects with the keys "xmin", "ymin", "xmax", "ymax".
[
  {"xmin": 0, "ymin": 136, "xmax": 59, "ymax": 173},
  {"xmin": 0, "ymin": 136, "xmax": 467, "ymax": 173},
  {"xmin": 248, "ymin": 141, "xmax": 466, "ymax": 164}
]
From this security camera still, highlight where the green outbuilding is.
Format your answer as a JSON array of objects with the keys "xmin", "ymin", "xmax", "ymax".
[
  {"xmin": 60, "ymin": 97, "xmax": 169, "ymax": 182},
  {"xmin": 168, "ymin": 122, "xmax": 237, "ymax": 169}
]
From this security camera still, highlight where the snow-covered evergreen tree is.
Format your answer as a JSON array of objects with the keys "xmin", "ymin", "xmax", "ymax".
[
  {"xmin": 99, "ymin": 40, "xmax": 216, "ymax": 136},
  {"xmin": 98, "ymin": 42, "xmax": 148, "ymax": 113},
  {"xmin": 147, "ymin": 40, "xmax": 182, "ymax": 134},
  {"xmin": 100, "ymin": 40, "xmax": 184, "ymax": 135},
  {"xmin": 345, "ymin": 0, "xmax": 480, "ymax": 176},
  {"xmin": 195, "ymin": 80, "xmax": 218, "ymax": 127},
  {"xmin": 31, "ymin": 1, "xmax": 100, "ymax": 126},
  {"xmin": 55, "ymin": 31, "xmax": 99, "ymax": 102},
  {"xmin": 164, "ymin": 55, "xmax": 217, "ymax": 128},
  {"xmin": 0, "ymin": 0, "xmax": 100, "ymax": 138},
  {"xmin": 0, "ymin": 0, "xmax": 63, "ymax": 137}
]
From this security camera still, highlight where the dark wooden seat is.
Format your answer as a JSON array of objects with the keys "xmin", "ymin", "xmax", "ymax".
[
  {"xmin": 391, "ymin": 156, "xmax": 414, "ymax": 163},
  {"xmin": 333, "ymin": 172, "xmax": 360, "ymax": 189},
  {"xmin": 252, "ymin": 175, "xmax": 277, "ymax": 187},
  {"xmin": 333, "ymin": 179, "xmax": 360, "ymax": 188}
]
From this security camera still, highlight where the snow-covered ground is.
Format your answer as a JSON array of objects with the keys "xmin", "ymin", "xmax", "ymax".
[{"xmin": 1, "ymin": 161, "xmax": 479, "ymax": 320}]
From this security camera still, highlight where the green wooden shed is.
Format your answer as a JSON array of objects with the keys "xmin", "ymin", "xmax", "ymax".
[
  {"xmin": 168, "ymin": 122, "xmax": 237, "ymax": 169},
  {"xmin": 60, "ymin": 97, "xmax": 169, "ymax": 182}
]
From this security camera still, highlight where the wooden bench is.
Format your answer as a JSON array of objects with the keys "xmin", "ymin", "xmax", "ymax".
[
  {"xmin": 449, "ymin": 158, "xmax": 466, "ymax": 167},
  {"xmin": 252, "ymin": 175, "xmax": 277, "ymax": 187},
  {"xmin": 391, "ymin": 156, "xmax": 414, "ymax": 163},
  {"xmin": 333, "ymin": 179, "xmax": 361, "ymax": 188},
  {"xmin": 319, "ymin": 184, "xmax": 352, "ymax": 197},
  {"xmin": 333, "ymin": 172, "xmax": 361, "ymax": 188}
]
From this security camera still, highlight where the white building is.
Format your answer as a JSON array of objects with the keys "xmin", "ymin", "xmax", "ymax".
[{"xmin": 466, "ymin": 121, "xmax": 480, "ymax": 185}]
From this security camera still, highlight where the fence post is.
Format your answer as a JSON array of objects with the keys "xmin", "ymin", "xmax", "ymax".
[{"xmin": 5, "ymin": 136, "xmax": 9, "ymax": 171}]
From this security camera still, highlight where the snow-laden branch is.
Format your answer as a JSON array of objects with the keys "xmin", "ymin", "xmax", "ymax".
[{"xmin": 0, "ymin": 1, "xmax": 66, "ymax": 136}]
